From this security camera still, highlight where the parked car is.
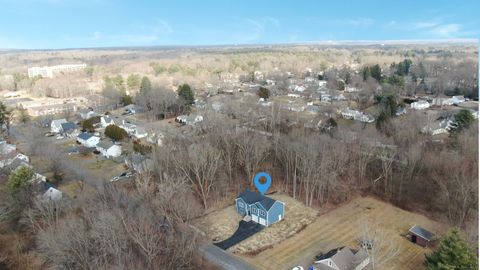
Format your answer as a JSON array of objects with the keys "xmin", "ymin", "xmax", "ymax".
[
  {"xmin": 44, "ymin": 132, "xmax": 54, "ymax": 137},
  {"xmin": 56, "ymin": 135, "xmax": 64, "ymax": 140},
  {"xmin": 292, "ymin": 267, "xmax": 304, "ymax": 270}
]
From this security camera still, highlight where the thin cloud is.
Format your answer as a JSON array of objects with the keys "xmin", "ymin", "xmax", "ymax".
[
  {"xmin": 428, "ymin": 23, "xmax": 461, "ymax": 38},
  {"xmin": 412, "ymin": 21, "xmax": 439, "ymax": 29},
  {"xmin": 89, "ymin": 19, "xmax": 173, "ymax": 45},
  {"xmin": 339, "ymin": 18, "xmax": 375, "ymax": 27}
]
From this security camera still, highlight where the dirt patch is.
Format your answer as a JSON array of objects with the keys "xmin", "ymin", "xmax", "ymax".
[{"xmin": 194, "ymin": 193, "xmax": 318, "ymax": 254}]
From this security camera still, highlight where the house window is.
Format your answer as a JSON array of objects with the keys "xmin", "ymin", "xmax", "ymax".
[
  {"xmin": 251, "ymin": 207, "xmax": 257, "ymax": 214},
  {"xmin": 238, "ymin": 202, "xmax": 244, "ymax": 208},
  {"xmin": 259, "ymin": 210, "xmax": 265, "ymax": 216}
]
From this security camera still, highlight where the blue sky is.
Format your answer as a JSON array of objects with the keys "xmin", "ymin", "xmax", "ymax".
[{"xmin": 0, "ymin": 0, "xmax": 478, "ymax": 49}]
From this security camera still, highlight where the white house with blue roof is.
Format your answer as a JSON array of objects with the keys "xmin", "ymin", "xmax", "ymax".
[
  {"xmin": 235, "ymin": 189, "xmax": 285, "ymax": 227},
  {"xmin": 77, "ymin": 132, "xmax": 100, "ymax": 148}
]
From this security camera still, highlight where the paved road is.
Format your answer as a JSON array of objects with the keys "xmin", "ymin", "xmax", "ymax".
[
  {"xmin": 199, "ymin": 244, "xmax": 257, "ymax": 270},
  {"xmin": 9, "ymin": 125, "xmax": 105, "ymax": 191}
]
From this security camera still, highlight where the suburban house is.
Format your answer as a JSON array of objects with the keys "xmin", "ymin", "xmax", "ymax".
[
  {"xmin": 176, "ymin": 115, "xmax": 188, "ymax": 123},
  {"xmin": 235, "ymin": 189, "xmax": 285, "ymax": 227},
  {"xmin": 443, "ymin": 95, "xmax": 466, "ymax": 106},
  {"xmin": 133, "ymin": 127, "xmax": 148, "ymax": 139},
  {"xmin": 294, "ymin": 85, "xmax": 306, "ymax": 92},
  {"xmin": 341, "ymin": 108, "xmax": 359, "ymax": 119},
  {"xmin": 60, "ymin": 122, "xmax": 79, "ymax": 137},
  {"xmin": 120, "ymin": 120, "xmax": 136, "ymax": 134},
  {"xmin": 43, "ymin": 186, "xmax": 63, "ymax": 201},
  {"xmin": 78, "ymin": 108, "xmax": 97, "ymax": 119},
  {"xmin": 314, "ymin": 247, "xmax": 370, "ymax": 270},
  {"xmin": 184, "ymin": 115, "xmax": 203, "ymax": 126},
  {"xmin": 408, "ymin": 225, "xmax": 435, "ymax": 247},
  {"xmin": 100, "ymin": 116, "xmax": 115, "ymax": 128},
  {"xmin": 96, "ymin": 141, "xmax": 122, "ymax": 158},
  {"xmin": 345, "ymin": 86, "xmax": 360, "ymax": 93},
  {"xmin": 146, "ymin": 132, "xmax": 164, "ymax": 146},
  {"xmin": 40, "ymin": 118, "xmax": 52, "ymax": 128},
  {"xmin": 341, "ymin": 108, "xmax": 374, "ymax": 123},
  {"xmin": 125, "ymin": 153, "xmax": 154, "ymax": 173},
  {"xmin": 0, "ymin": 152, "xmax": 29, "ymax": 168},
  {"xmin": 50, "ymin": 118, "xmax": 68, "ymax": 133},
  {"xmin": 124, "ymin": 104, "xmax": 144, "ymax": 115},
  {"xmin": 422, "ymin": 118, "xmax": 454, "ymax": 135},
  {"xmin": 76, "ymin": 132, "xmax": 100, "ymax": 147},
  {"xmin": 0, "ymin": 140, "xmax": 17, "ymax": 155},
  {"xmin": 411, "ymin": 100, "xmax": 430, "ymax": 110}
]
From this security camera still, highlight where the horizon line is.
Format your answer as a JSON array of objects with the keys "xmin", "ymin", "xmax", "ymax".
[{"xmin": 0, "ymin": 38, "xmax": 477, "ymax": 52}]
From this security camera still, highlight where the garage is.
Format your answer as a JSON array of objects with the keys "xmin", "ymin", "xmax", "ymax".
[
  {"xmin": 252, "ymin": 215, "xmax": 259, "ymax": 223},
  {"xmin": 259, "ymin": 218, "xmax": 267, "ymax": 226}
]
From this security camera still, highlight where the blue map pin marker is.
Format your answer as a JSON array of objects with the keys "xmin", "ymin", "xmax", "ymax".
[{"xmin": 253, "ymin": 172, "xmax": 271, "ymax": 195}]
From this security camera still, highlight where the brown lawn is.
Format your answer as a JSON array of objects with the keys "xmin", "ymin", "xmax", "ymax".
[{"xmin": 239, "ymin": 196, "xmax": 448, "ymax": 270}]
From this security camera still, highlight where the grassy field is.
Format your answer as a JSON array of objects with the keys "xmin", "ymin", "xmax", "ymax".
[{"xmin": 239, "ymin": 196, "xmax": 448, "ymax": 270}]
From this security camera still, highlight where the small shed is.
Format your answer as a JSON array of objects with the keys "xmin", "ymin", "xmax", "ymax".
[{"xmin": 408, "ymin": 225, "xmax": 435, "ymax": 247}]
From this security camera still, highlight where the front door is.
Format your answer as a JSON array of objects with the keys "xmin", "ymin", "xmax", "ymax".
[{"xmin": 411, "ymin": 235, "xmax": 417, "ymax": 243}]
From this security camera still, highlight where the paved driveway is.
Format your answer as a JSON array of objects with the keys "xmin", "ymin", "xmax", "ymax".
[{"xmin": 214, "ymin": 220, "xmax": 264, "ymax": 250}]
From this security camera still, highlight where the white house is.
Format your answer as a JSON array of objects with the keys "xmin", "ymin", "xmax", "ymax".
[
  {"xmin": 76, "ymin": 132, "xmax": 100, "ymax": 148},
  {"xmin": 133, "ymin": 127, "xmax": 148, "ymax": 139},
  {"xmin": 266, "ymin": 79, "xmax": 276, "ymax": 86},
  {"xmin": 315, "ymin": 247, "xmax": 369, "ymax": 270},
  {"xmin": 120, "ymin": 121, "xmax": 136, "ymax": 134},
  {"xmin": 294, "ymin": 85, "xmax": 306, "ymax": 92},
  {"xmin": 341, "ymin": 108, "xmax": 359, "ymax": 119},
  {"xmin": 50, "ymin": 119, "xmax": 68, "ymax": 133},
  {"xmin": 411, "ymin": 100, "xmax": 430, "ymax": 110},
  {"xmin": 96, "ymin": 141, "xmax": 122, "ymax": 158},
  {"xmin": 345, "ymin": 86, "xmax": 360, "ymax": 93},
  {"xmin": 422, "ymin": 118, "xmax": 454, "ymax": 135},
  {"xmin": 176, "ymin": 115, "xmax": 188, "ymax": 123},
  {"xmin": 78, "ymin": 109, "xmax": 97, "ymax": 119},
  {"xmin": 318, "ymin": 80, "xmax": 327, "ymax": 87},
  {"xmin": 42, "ymin": 187, "xmax": 63, "ymax": 201},
  {"xmin": 100, "ymin": 116, "xmax": 115, "ymax": 128},
  {"xmin": 443, "ymin": 95, "xmax": 466, "ymax": 106},
  {"xmin": 146, "ymin": 133, "xmax": 164, "ymax": 146},
  {"xmin": 185, "ymin": 115, "xmax": 203, "ymax": 126}
]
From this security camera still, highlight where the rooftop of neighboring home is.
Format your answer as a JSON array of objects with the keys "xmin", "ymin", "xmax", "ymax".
[
  {"xmin": 96, "ymin": 140, "xmax": 116, "ymax": 150},
  {"xmin": 61, "ymin": 122, "xmax": 77, "ymax": 132},
  {"xmin": 77, "ymin": 132, "xmax": 94, "ymax": 141}
]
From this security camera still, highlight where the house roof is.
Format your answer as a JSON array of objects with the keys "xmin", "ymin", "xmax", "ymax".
[
  {"xmin": 97, "ymin": 140, "xmax": 115, "ymax": 150},
  {"xmin": 102, "ymin": 116, "xmax": 113, "ymax": 123},
  {"xmin": 77, "ymin": 132, "xmax": 93, "ymax": 140},
  {"xmin": 52, "ymin": 118, "xmax": 67, "ymax": 125},
  {"xmin": 237, "ymin": 189, "xmax": 278, "ymax": 211},
  {"xmin": 409, "ymin": 225, "xmax": 434, "ymax": 241},
  {"xmin": 316, "ymin": 247, "xmax": 368, "ymax": 270},
  {"xmin": 61, "ymin": 122, "xmax": 76, "ymax": 132}
]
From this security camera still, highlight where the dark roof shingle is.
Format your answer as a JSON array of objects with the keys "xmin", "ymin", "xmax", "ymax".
[{"xmin": 237, "ymin": 189, "xmax": 278, "ymax": 210}]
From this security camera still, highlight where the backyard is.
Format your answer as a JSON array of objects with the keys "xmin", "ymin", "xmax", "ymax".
[{"xmin": 239, "ymin": 196, "xmax": 448, "ymax": 270}]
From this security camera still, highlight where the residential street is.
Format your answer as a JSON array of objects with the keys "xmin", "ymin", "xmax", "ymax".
[{"xmin": 199, "ymin": 244, "xmax": 257, "ymax": 270}]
